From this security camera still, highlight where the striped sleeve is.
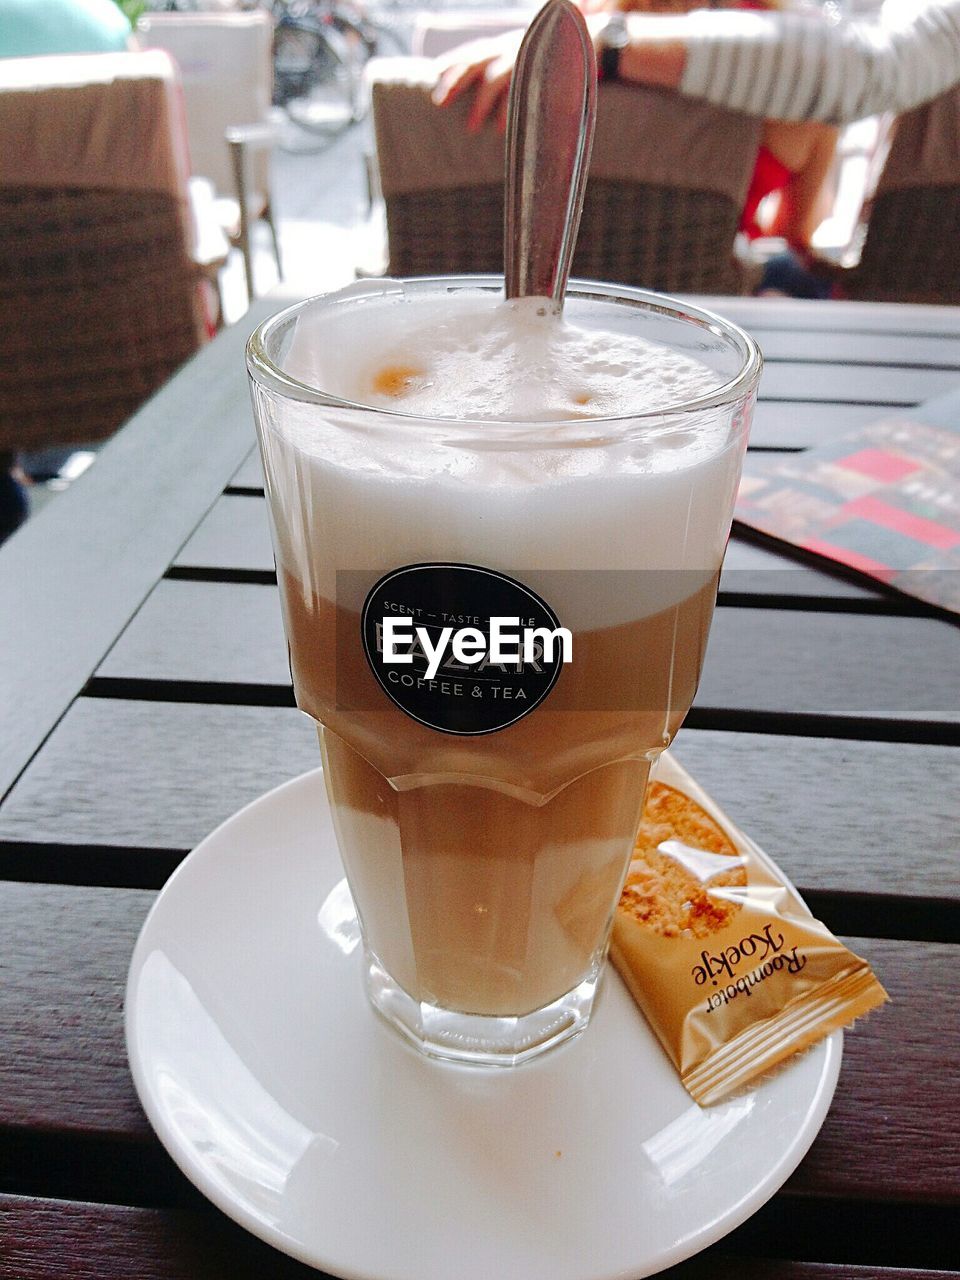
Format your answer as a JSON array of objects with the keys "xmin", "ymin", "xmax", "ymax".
[{"xmin": 678, "ymin": 0, "xmax": 960, "ymax": 123}]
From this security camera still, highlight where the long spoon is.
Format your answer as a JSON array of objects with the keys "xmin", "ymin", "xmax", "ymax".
[{"xmin": 503, "ymin": 0, "xmax": 598, "ymax": 308}]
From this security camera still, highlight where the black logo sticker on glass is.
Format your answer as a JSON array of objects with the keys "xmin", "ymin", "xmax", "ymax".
[{"xmin": 360, "ymin": 563, "xmax": 569, "ymax": 735}]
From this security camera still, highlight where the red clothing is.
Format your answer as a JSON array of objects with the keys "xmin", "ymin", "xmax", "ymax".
[
  {"xmin": 730, "ymin": 0, "xmax": 793, "ymax": 238},
  {"xmin": 739, "ymin": 145, "xmax": 794, "ymax": 239}
]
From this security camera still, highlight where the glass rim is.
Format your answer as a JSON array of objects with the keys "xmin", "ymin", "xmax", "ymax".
[{"xmin": 245, "ymin": 275, "xmax": 763, "ymax": 428}]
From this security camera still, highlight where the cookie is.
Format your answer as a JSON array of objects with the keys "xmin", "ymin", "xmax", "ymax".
[{"xmin": 617, "ymin": 781, "xmax": 747, "ymax": 938}]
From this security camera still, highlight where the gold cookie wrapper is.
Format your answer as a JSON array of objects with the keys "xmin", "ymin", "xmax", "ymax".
[{"xmin": 609, "ymin": 752, "xmax": 888, "ymax": 1106}]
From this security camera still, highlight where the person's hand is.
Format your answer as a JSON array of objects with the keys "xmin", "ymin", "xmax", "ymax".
[{"xmin": 431, "ymin": 32, "xmax": 525, "ymax": 133}]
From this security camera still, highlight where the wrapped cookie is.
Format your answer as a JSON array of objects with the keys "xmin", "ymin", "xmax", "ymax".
[{"xmin": 610, "ymin": 752, "xmax": 888, "ymax": 1105}]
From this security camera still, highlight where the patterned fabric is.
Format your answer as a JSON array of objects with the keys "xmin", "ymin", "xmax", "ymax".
[{"xmin": 680, "ymin": 0, "xmax": 960, "ymax": 123}]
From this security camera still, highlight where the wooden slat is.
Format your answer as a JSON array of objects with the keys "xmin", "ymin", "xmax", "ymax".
[
  {"xmin": 97, "ymin": 581, "xmax": 290, "ymax": 687},
  {"xmin": 229, "ymin": 448, "xmax": 264, "ymax": 491},
  {"xmin": 0, "ymin": 883, "xmax": 154, "ymax": 1138},
  {"xmin": 699, "ymin": 607, "xmax": 960, "ymax": 722},
  {"xmin": 0, "ymin": 704, "xmax": 954, "ymax": 905},
  {"xmin": 757, "ymin": 363, "xmax": 958, "ymax": 406},
  {"xmin": 746, "ymin": 401, "xmax": 895, "ymax": 450},
  {"xmin": 673, "ymin": 1268, "xmax": 960, "ymax": 1280},
  {"xmin": 722, "ymin": 539, "xmax": 882, "ymax": 600},
  {"xmin": 0, "ymin": 1196, "xmax": 327, "ymax": 1280},
  {"xmin": 0, "ymin": 702, "xmax": 318, "ymax": 852},
  {"xmin": 0, "ymin": 883, "xmax": 954, "ymax": 1202},
  {"xmin": 749, "ymin": 329, "xmax": 960, "ymax": 368},
  {"xmin": 672, "ymin": 1267, "xmax": 956, "ymax": 1280},
  {"xmin": 671, "ymin": 730, "xmax": 958, "ymax": 900},
  {"xmin": 1, "ymin": 1197, "xmax": 957, "ymax": 1280},
  {"xmin": 787, "ymin": 936, "xmax": 960, "ymax": 1205},
  {"xmin": 2, "ymin": 1197, "xmax": 956, "ymax": 1280},
  {"xmin": 692, "ymin": 295, "xmax": 960, "ymax": 337},
  {"xmin": 0, "ymin": 300, "xmax": 277, "ymax": 802},
  {"xmin": 96, "ymin": 579, "xmax": 960, "ymax": 724},
  {"xmin": 175, "ymin": 494, "xmax": 274, "ymax": 573},
  {"xmin": 172, "ymin": 494, "xmax": 885, "ymax": 604}
]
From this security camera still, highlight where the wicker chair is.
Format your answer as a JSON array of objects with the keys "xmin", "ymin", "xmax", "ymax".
[
  {"xmin": 370, "ymin": 58, "xmax": 762, "ymax": 295},
  {"xmin": 0, "ymin": 52, "xmax": 219, "ymax": 454},
  {"xmin": 842, "ymin": 85, "xmax": 960, "ymax": 304}
]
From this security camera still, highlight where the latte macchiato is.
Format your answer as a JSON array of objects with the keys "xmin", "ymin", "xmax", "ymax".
[{"xmin": 248, "ymin": 278, "xmax": 760, "ymax": 1062}]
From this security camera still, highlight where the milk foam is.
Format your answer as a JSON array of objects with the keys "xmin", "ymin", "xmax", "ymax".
[
  {"xmin": 285, "ymin": 291, "xmax": 720, "ymax": 421},
  {"xmin": 259, "ymin": 284, "xmax": 750, "ymax": 626}
]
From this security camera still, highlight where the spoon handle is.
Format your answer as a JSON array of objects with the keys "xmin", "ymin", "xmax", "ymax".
[{"xmin": 504, "ymin": 0, "xmax": 598, "ymax": 307}]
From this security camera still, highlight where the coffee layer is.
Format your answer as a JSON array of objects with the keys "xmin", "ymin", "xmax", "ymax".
[{"xmin": 289, "ymin": 583, "xmax": 716, "ymax": 1015}]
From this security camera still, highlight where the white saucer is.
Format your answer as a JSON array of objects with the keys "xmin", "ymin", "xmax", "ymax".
[{"xmin": 126, "ymin": 769, "xmax": 841, "ymax": 1280}]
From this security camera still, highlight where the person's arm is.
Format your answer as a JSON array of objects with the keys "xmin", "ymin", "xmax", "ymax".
[
  {"xmin": 432, "ymin": 15, "xmax": 687, "ymax": 129},
  {"xmin": 432, "ymin": 31, "xmax": 525, "ymax": 131},
  {"xmin": 671, "ymin": 0, "xmax": 960, "ymax": 123},
  {"xmin": 436, "ymin": 0, "xmax": 960, "ymax": 129},
  {"xmin": 762, "ymin": 121, "xmax": 840, "ymax": 247}
]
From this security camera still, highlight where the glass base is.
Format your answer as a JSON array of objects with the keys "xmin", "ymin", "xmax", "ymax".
[{"xmin": 363, "ymin": 948, "xmax": 602, "ymax": 1066}]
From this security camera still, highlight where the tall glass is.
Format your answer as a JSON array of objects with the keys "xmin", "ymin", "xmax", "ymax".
[{"xmin": 246, "ymin": 276, "xmax": 761, "ymax": 1065}]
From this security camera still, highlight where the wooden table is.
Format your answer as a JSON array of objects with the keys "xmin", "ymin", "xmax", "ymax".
[{"xmin": 1, "ymin": 295, "xmax": 957, "ymax": 1280}]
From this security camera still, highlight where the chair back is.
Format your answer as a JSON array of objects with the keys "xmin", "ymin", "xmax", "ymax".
[
  {"xmin": 370, "ymin": 57, "xmax": 762, "ymax": 295},
  {"xmin": 410, "ymin": 8, "xmax": 538, "ymax": 58},
  {"xmin": 0, "ymin": 52, "xmax": 208, "ymax": 451},
  {"xmin": 137, "ymin": 10, "xmax": 273, "ymax": 203},
  {"xmin": 847, "ymin": 85, "xmax": 960, "ymax": 304}
]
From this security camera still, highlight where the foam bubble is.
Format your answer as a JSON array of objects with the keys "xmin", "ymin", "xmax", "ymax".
[{"xmin": 285, "ymin": 292, "xmax": 721, "ymax": 422}]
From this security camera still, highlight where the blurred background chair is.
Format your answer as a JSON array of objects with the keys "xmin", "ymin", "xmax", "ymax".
[
  {"xmin": 842, "ymin": 84, "xmax": 960, "ymax": 304},
  {"xmin": 369, "ymin": 58, "xmax": 762, "ymax": 295},
  {"xmin": 0, "ymin": 50, "xmax": 225, "ymax": 461},
  {"xmin": 409, "ymin": 7, "xmax": 538, "ymax": 58},
  {"xmin": 137, "ymin": 8, "xmax": 281, "ymax": 304}
]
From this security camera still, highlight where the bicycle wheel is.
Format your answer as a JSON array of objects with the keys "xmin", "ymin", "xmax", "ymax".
[{"xmin": 278, "ymin": 17, "xmax": 365, "ymax": 135}]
